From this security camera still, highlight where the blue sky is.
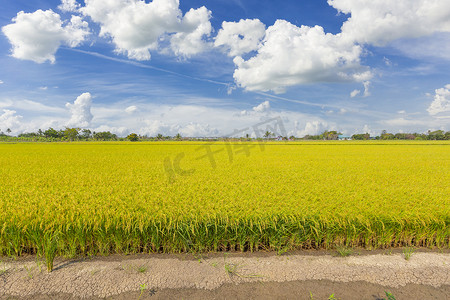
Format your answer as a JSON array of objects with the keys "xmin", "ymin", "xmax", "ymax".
[{"xmin": 0, "ymin": 0, "xmax": 449, "ymax": 137}]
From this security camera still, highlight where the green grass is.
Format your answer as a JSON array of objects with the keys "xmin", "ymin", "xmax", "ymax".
[
  {"xmin": 0, "ymin": 141, "xmax": 449, "ymax": 271},
  {"xmin": 335, "ymin": 245, "xmax": 353, "ymax": 257},
  {"xmin": 402, "ymin": 247, "xmax": 416, "ymax": 260}
]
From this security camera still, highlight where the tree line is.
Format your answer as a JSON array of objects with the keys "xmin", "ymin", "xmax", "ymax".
[
  {"xmin": 302, "ymin": 130, "xmax": 450, "ymax": 140},
  {"xmin": 1, "ymin": 127, "xmax": 449, "ymax": 141},
  {"xmin": 0, "ymin": 127, "xmax": 118, "ymax": 141}
]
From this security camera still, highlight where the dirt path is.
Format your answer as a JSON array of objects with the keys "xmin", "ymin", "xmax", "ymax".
[{"xmin": 1, "ymin": 252, "xmax": 449, "ymax": 299}]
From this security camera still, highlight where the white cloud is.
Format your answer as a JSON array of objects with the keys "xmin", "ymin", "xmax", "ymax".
[
  {"xmin": 329, "ymin": 0, "xmax": 450, "ymax": 46},
  {"xmin": 214, "ymin": 19, "xmax": 266, "ymax": 56},
  {"xmin": 362, "ymin": 124, "xmax": 374, "ymax": 135},
  {"xmin": 178, "ymin": 122, "xmax": 218, "ymax": 137},
  {"xmin": 239, "ymin": 100, "xmax": 271, "ymax": 116},
  {"xmin": 232, "ymin": 20, "xmax": 370, "ymax": 93},
  {"xmin": 93, "ymin": 125, "xmax": 128, "ymax": 136},
  {"xmin": 58, "ymin": 0, "xmax": 80, "ymax": 13},
  {"xmin": 296, "ymin": 121, "xmax": 329, "ymax": 137},
  {"xmin": 39, "ymin": 86, "xmax": 48, "ymax": 90},
  {"xmin": 229, "ymin": 1, "xmax": 450, "ymax": 93},
  {"xmin": 81, "ymin": 0, "xmax": 212, "ymax": 60},
  {"xmin": 170, "ymin": 7, "xmax": 212, "ymax": 58},
  {"xmin": 339, "ymin": 108, "xmax": 347, "ymax": 114},
  {"xmin": 125, "ymin": 105, "xmax": 138, "ymax": 114},
  {"xmin": 2, "ymin": 10, "xmax": 89, "ymax": 63},
  {"xmin": 428, "ymin": 84, "xmax": 450, "ymax": 116},
  {"xmin": 0, "ymin": 109, "xmax": 23, "ymax": 132},
  {"xmin": 350, "ymin": 89, "xmax": 360, "ymax": 97},
  {"xmin": 137, "ymin": 120, "xmax": 217, "ymax": 137},
  {"xmin": 363, "ymin": 81, "xmax": 371, "ymax": 97},
  {"xmin": 253, "ymin": 100, "xmax": 270, "ymax": 113},
  {"xmin": 66, "ymin": 92, "xmax": 93, "ymax": 127}
]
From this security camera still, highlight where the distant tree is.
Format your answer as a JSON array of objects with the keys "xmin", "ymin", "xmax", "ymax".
[
  {"xmin": 352, "ymin": 133, "xmax": 370, "ymax": 140},
  {"xmin": 44, "ymin": 128, "xmax": 62, "ymax": 139},
  {"xmin": 156, "ymin": 133, "xmax": 164, "ymax": 140},
  {"xmin": 428, "ymin": 130, "xmax": 445, "ymax": 140},
  {"xmin": 6, "ymin": 128, "xmax": 11, "ymax": 134},
  {"xmin": 80, "ymin": 129, "xmax": 92, "ymax": 140},
  {"xmin": 127, "ymin": 133, "xmax": 139, "ymax": 141},
  {"xmin": 381, "ymin": 130, "xmax": 394, "ymax": 140},
  {"xmin": 18, "ymin": 132, "xmax": 40, "ymax": 138},
  {"xmin": 175, "ymin": 133, "xmax": 182, "ymax": 140},
  {"xmin": 94, "ymin": 131, "xmax": 118, "ymax": 141},
  {"xmin": 321, "ymin": 130, "xmax": 340, "ymax": 140},
  {"xmin": 64, "ymin": 127, "xmax": 80, "ymax": 141},
  {"xmin": 445, "ymin": 131, "xmax": 450, "ymax": 140},
  {"xmin": 264, "ymin": 131, "xmax": 272, "ymax": 139}
]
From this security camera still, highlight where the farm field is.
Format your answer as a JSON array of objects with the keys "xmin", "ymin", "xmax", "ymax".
[{"xmin": 0, "ymin": 141, "xmax": 449, "ymax": 268}]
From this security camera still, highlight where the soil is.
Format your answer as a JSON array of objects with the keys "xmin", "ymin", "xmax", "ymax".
[{"xmin": 1, "ymin": 251, "xmax": 449, "ymax": 299}]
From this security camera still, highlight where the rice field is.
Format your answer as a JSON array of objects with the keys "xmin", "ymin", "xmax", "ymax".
[{"xmin": 0, "ymin": 141, "xmax": 449, "ymax": 269}]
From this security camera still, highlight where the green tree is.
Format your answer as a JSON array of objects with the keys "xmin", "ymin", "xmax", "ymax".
[
  {"xmin": 80, "ymin": 129, "xmax": 92, "ymax": 140},
  {"xmin": 264, "ymin": 131, "xmax": 272, "ymax": 139},
  {"xmin": 94, "ymin": 131, "xmax": 118, "ymax": 141},
  {"xmin": 352, "ymin": 133, "xmax": 370, "ymax": 140},
  {"xmin": 44, "ymin": 128, "xmax": 62, "ymax": 139},
  {"xmin": 127, "ymin": 133, "xmax": 139, "ymax": 141},
  {"xmin": 63, "ymin": 127, "xmax": 80, "ymax": 141},
  {"xmin": 428, "ymin": 130, "xmax": 445, "ymax": 140}
]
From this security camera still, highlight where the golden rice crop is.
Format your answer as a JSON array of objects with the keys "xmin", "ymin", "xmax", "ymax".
[{"xmin": 0, "ymin": 141, "xmax": 449, "ymax": 269}]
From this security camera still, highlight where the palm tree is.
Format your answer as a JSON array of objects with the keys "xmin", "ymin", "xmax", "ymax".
[
  {"xmin": 264, "ymin": 131, "xmax": 272, "ymax": 139},
  {"xmin": 156, "ymin": 133, "xmax": 164, "ymax": 140},
  {"xmin": 175, "ymin": 133, "xmax": 182, "ymax": 140}
]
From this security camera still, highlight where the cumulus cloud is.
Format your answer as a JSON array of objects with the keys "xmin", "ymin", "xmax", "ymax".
[
  {"xmin": 58, "ymin": 0, "xmax": 80, "ymax": 13},
  {"xmin": 138, "ymin": 120, "xmax": 217, "ymax": 137},
  {"xmin": 170, "ymin": 7, "xmax": 212, "ymax": 57},
  {"xmin": 0, "ymin": 80, "xmax": 3, "ymax": 84},
  {"xmin": 178, "ymin": 122, "xmax": 218, "ymax": 137},
  {"xmin": 329, "ymin": 0, "xmax": 450, "ymax": 46},
  {"xmin": 252, "ymin": 100, "xmax": 270, "ymax": 113},
  {"xmin": 81, "ymin": 0, "xmax": 212, "ymax": 60},
  {"xmin": 296, "ymin": 121, "xmax": 329, "ymax": 137},
  {"xmin": 239, "ymin": 100, "xmax": 271, "ymax": 116},
  {"xmin": 2, "ymin": 10, "xmax": 89, "ymax": 63},
  {"xmin": 0, "ymin": 109, "xmax": 23, "ymax": 132},
  {"xmin": 428, "ymin": 84, "xmax": 450, "ymax": 116},
  {"xmin": 214, "ymin": 19, "xmax": 266, "ymax": 56},
  {"xmin": 350, "ymin": 89, "xmax": 360, "ymax": 97},
  {"xmin": 228, "ymin": 1, "xmax": 450, "ymax": 93},
  {"xmin": 66, "ymin": 92, "xmax": 93, "ymax": 127},
  {"xmin": 233, "ymin": 20, "xmax": 370, "ymax": 93},
  {"xmin": 125, "ymin": 105, "xmax": 138, "ymax": 114},
  {"xmin": 93, "ymin": 125, "xmax": 128, "ymax": 136}
]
